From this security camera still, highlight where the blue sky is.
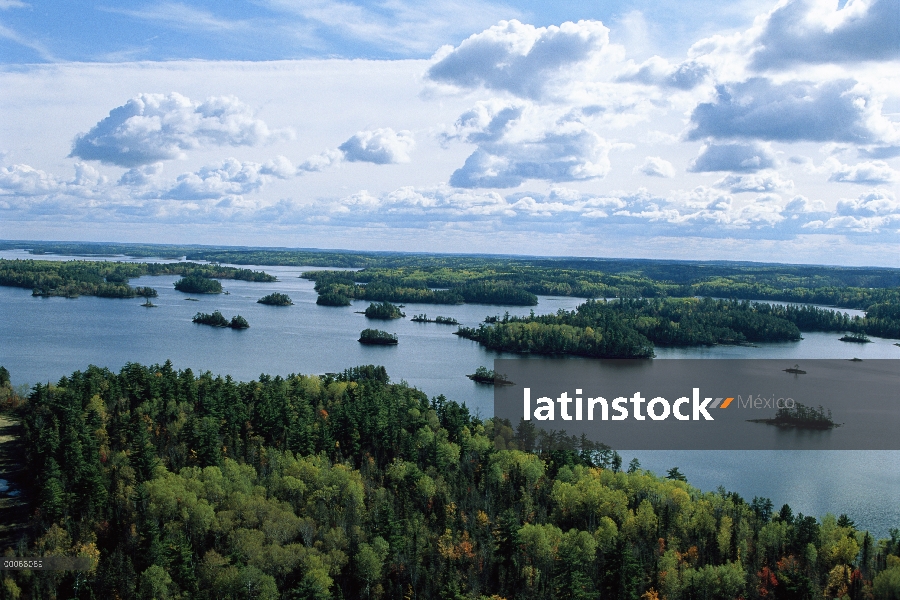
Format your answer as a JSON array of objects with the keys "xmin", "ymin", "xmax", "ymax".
[{"xmin": 1, "ymin": 0, "xmax": 899, "ymax": 264}]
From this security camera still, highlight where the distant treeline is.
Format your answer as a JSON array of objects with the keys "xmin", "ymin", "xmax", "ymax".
[
  {"xmin": 6, "ymin": 361, "xmax": 900, "ymax": 599},
  {"xmin": 0, "ymin": 259, "xmax": 275, "ymax": 299},
  {"xmin": 5, "ymin": 242, "xmax": 900, "ymax": 310}
]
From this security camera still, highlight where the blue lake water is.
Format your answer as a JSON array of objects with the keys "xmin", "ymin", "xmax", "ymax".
[{"xmin": 1, "ymin": 251, "xmax": 898, "ymax": 537}]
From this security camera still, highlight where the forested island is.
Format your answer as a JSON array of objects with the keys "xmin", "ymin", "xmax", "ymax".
[
  {"xmin": 467, "ymin": 366, "xmax": 513, "ymax": 385},
  {"xmin": 840, "ymin": 333, "xmax": 872, "ymax": 343},
  {"xmin": 411, "ymin": 314, "xmax": 458, "ymax": 324},
  {"xmin": 174, "ymin": 275, "xmax": 223, "ymax": 294},
  {"xmin": 0, "ymin": 258, "xmax": 275, "ymax": 299},
  {"xmin": 1, "ymin": 361, "xmax": 898, "ymax": 599},
  {"xmin": 192, "ymin": 311, "xmax": 250, "ymax": 329},
  {"xmin": 364, "ymin": 301, "xmax": 405, "ymax": 319},
  {"xmin": 359, "ymin": 328, "xmax": 398, "ymax": 344},
  {"xmin": 748, "ymin": 402, "xmax": 841, "ymax": 430},
  {"xmin": 257, "ymin": 292, "xmax": 293, "ymax": 306}
]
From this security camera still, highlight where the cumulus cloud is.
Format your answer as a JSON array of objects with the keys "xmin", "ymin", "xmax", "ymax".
[
  {"xmin": 828, "ymin": 159, "xmax": 900, "ymax": 184},
  {"xmin": 338, "ymin": 128, "xmax": 415, "ymax": 164},
  {"xmin": 688, "ymin": 142, "xmax": 778, "ymax": 173},
  {"xmin": 0, "ymin": 163, "xmax": 106, "ymax": 197},
  {"xmin": 426, "ymin": 19, "xmax": 612, "ymax": 99},
  {"xmin": 635, "ymin": 156, "xmax": 676, "ymax": 178},
  {"xmin": 616, "ymin": 56, "xmax": 710, "ymax": 89},
  {"xmin": 714, "ymin": 172, "xmax": 794, "ymax": 193},
  {"xmin": 687, "ymin": 78, "xmax": 895, "ymax": 144},
  {"xmin": 858, "ymin": 146, "xmax": 900, "ymax": 160},
  {"xmin": 70, "ymin": 93, "xmax": 287, "ymax": 167},
  {"xmin": 450, "ymin": 125, "xmax": 610, "ymax": 188},
  {"xmin": 836, "ymin": 190, "xmax": 899, "ymax": 216},
  {"xmin": 154, "ymin": 157, "xmax": 294, "ymax": 200},
  {"xmin": 750, "ymin": 0, "xmax": 900, "ymax": 70}
]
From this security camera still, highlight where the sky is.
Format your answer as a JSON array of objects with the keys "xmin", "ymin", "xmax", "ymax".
[{"xmin": 0, "ymin": 0, "xmax": 898, "ymax": 265}]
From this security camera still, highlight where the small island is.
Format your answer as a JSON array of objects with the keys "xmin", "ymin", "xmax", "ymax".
[
  {"xmin": 192, "ymin": 311, "xmax": 250, "ymax": 329},
  {"xmin": 839, "ymin": 332, "xmax": 871, "ymax": 343},
  {"xmin": 748, "ymin": 402, "xmax": 840, "ymax": 430},
  {"xmin": 467, "ymin": 366, "xmax": 513, "ymax": 385},
  {"xmin": 174, "ymin": 275, "xmax": 223, "ymax": 294},
  {"xmin": 364, "ymin": 301, "xmax": 405, "ymax": 319},
  {"xmin": 141, "ymin": 298, "xmax": 157, "ymax": 308},
  {"xmin": 257, "ymin": 292, "xmax": 293, "ymax": 306},
  {"xmin": 411, "ymin": 314, "xmax": 458, "ymax": 325},
  {"xmin": 358, "ymin": 328, "xmax": 398, "ymax": 345},
  {"xmin": 783, "ymin": 364, "xmax": 806, "ymax": 374},
  {"xmin": 316, "ymin": 292, "xmax": 351, "ymax": 306}
]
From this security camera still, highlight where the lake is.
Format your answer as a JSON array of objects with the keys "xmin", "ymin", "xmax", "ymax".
[{"xmin": 1, "ymin": 251, "xmax": 898, "ymax": 537}]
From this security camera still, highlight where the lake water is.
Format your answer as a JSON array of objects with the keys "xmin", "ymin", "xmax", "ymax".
[{"xmin": 1, "ymin": 251, "xmax": 898, "ymax": 537}]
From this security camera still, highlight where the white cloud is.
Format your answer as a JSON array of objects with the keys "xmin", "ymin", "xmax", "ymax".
[
  {"xmin": 688, "ymin": 142, "xmax": 778, "ymax": 173},
  {"xmin": 70, "ymin": 93, "xmax": 289, "ymax": 167},
  {"xmin": 450, "ymin": 123, "xmax": 611, "ymax": 188},
  {"xmin": 0, "ymin": 163, "xmax": 106, "ymax": 197},
  {"xmin": 714, "ymin": 172, "xmax": 794, "ymax": 193},
  {"xmin": 750, "ymin": 0, "xmax": 900, "ymax": 69},
  {"xmin": 616, "ymin": 56, "xmax": 710, "ymax": 89},
  {"xmin": 338, "ymin": 128, "xmax": 415, "ymax": 164},
  {"xmin": 154, "ymin": 157, "xmax": 294, "ymax": 200},
  {"xmin": 635, "ymin": 156, "xmax": 676, "ymax": 178},
  {"xmin": 0, "ymin": 0, "xmax": 28, "ymax": 9},
  {"xmin": 426, "ymin": 19, "xmax": 613, "ymax": 100},
  {"xmin": 836, "ymin": 189, "xmax": 899, "ymax": 217},
  {"xmin": 827, "ymin": 159, "xmax": 899, "ymax": 184},
  {"xmin": 687, "ymin": 78, "xmax": 896, "ymax": 144}
]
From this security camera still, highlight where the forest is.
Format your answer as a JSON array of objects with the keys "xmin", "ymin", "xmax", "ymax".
[
  {"xmin": 0, "ymin": 259, "xmax": 275, "ymax": 299},
  {"xmin": 0, "ymin": 362, "xmax": 898, "ymax": 599},
  {"xmin": 455, "ymin": 298, "xmax": 900, "ymax": 358}
]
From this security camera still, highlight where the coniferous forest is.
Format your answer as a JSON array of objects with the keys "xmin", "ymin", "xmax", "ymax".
[{"xmin": 0, "ymin": 363, "xmax": 898, "ymax": 599}]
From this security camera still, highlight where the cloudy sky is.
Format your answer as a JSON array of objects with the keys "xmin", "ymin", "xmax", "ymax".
[{"xmin": 1, "ymin": 0, "xmax": 898, "ymax": 265}]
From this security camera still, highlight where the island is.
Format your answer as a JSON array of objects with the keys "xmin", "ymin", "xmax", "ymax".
[
  {"xmin": 466, "ymin": 366, "xmax": 513, "ymax": 385},
  {"xmin": 363, "ymin": 301, "xmax": 405, "ymax": 319},
  {"xmin": 140, "ymin": 298, "xmax": 157, "ymax": 308},
  {"xmin": 257, "ymin": 292, "xmax": 293, "ymax": 306},
  {"xmin": 839, "ymin": 332, "xmax": 871, "ymax": 343},
  {"xmin": 411, "ymin": 314, "xmax": 458, "ymax": 325},
  {"xmin": 358, "ymin": 328, "xmax": 398, "ymax": 345},
  {"xmin": 316, "ymin": 292, "xmax": 351, "ymax": 306},
  {"xmin": 748, "ymin": 402, "xmax": 840, "ymax": 430},
  {"xmin": 174, "ymin": 275, "xmax": 223, "ymax": 294},
  {"xmin": 783, "ymin": 364, "xmax": 806, "ymax": 374},
  {"xmin": 192, "ymin": 310, "xmax": 250, "ymax": 329}
]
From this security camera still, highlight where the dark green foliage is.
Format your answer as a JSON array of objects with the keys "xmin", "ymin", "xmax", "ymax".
[
  {"xmin": 192, "ymin": 311, "xmax": 249, "ymax": 329},
  {"xmin": 364, "ymin": 301, "xmax": 405, "ymax": 319},
  {"xmin": 0, "ymin": 258, "xmax": 274, "ymax": 299},
  {"xmin": 229, "ymin": 315, "xmax": 250, "ymax": 329},
  {"xmin": 7, "ymin": 361, "xmax": 898, "ymax": 598},
  {"xmin": 316, "ymin": 292, "xmax": 352, "ymax": 306},
  {"xmin": 174, "ymin": 275, "xmax": 223, "ymax": 294},
  {"xmin": 192, "ymin": 310, "xmax": 229, "ymax": 327},
  {"xmin": 257, "ymin": 292, "xmax": 293, "ymax": 305},
  {"xmin": 358, "ymin": 328, "xmax": 398, "ymax": 344}
]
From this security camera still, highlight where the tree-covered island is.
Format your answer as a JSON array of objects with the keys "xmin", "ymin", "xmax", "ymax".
[
  {"xmin": 2, "ymin": 360, "xmax": 898, "ymax": 598},
  {"xmin": 748, "ymin": 402, "xmax": 841, "ymax": 430},
  {"xmin": 257, "ymin": 292, "xmax": 294, "ymax": 306},
  {"xmin": 839, "ymin": 332, "xmax": 872, "ymax": 343},
  {"xmin": 358, "ymin": 328, "xmax": 398, "ymax": 344},
  {"xmin": 174, "ymin": 275, "xmax": 223, "ymax": 294},
  {"xmin": 466, "ymin": 366, "xmax": 513, "ymax": 385},
  {"xmin": 192, "ymin": 310, "xmax": 250, "ymax": 329},
  {"xmin": 363, "ymin": 301, "xmax": 405, "ymax": 319},
  {"xmin": 411, "ymin": 314, "xmax": 458, "ymax": 324}
]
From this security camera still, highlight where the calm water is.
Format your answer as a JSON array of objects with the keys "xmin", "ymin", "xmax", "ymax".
[{"xmin": 1, "ymin": 251, "xmax": 898, "ymax": 537}]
